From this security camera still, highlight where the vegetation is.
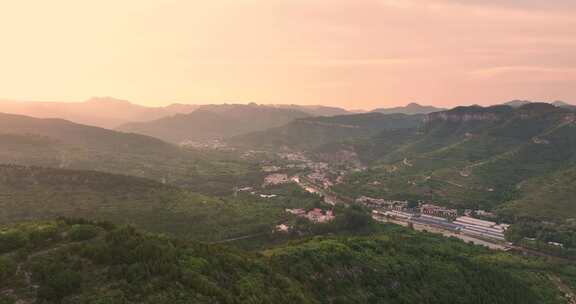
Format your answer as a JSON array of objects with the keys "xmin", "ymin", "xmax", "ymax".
[
  {"xmin": 228, "ymin": 112, "xmax": 423, "ymax": 151},
  {"xmin": 0, "ymin": 112, "xmax": 261, "ymax": 190},
  {"xmin": 326, "ymin": 104, "xmax": 576, "ymax": 248},
  {"xmin": 0, "ymin": 165, "xmax": 321, "ymax": 244},
  {"xmin": 0, "ymin": 219, "xmax": 573, "ymax": 304}
]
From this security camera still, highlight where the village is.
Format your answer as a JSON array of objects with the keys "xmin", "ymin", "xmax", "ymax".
[
  {"xmin": 218, "ymin": 146, "xmax": 567, "ymax": 253},
  {"xmin": 253, "ymin": 152, "xmax": 516, "ymax": 245}
]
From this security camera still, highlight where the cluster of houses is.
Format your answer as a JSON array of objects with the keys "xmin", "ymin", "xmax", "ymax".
[
  {"xmin": 420, "ymin": 204, "xmax": 458, "ymax": 219},
  {"xmin": 263, "ymin": 173, "xmax": 291, "ymax": 187},
  {"xmin": 180, "ymin": 139, "xmax": 234, "ymax": 151},
  {"xmin": 236, "ymin": 186, "xmax": 278, "ymax": 199},
  {"xmin": 286, "ymin": 208, "xmax": 335, "ymax": 223},
  {"xmin": 356, "ymin": 196, "xmax": 408, "ymax": 211},
  {"xmin": 358, "ymin": 196, "xmax": 510, "ymax": 242},
  {"xmin": 307, "ymin": 171, "xmax": 334, "ymax": 189}
]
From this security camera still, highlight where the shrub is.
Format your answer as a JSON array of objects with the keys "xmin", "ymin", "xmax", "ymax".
[
  {"xmin": 37, "ymin": 269, "xmax": 82, "ymax": 302},
  {"xmin": 69, "ymin": 225, "xmax": 101, "ymax": 242},
  {"xmin": 0, "ymin": 231, "xmax": 28, "ymax": 254},
  {"xmin": 0, "ymin": 256, "xmax": 16, "ymax": 283}
]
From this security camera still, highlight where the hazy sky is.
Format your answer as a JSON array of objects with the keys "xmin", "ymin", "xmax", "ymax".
[{"xmin": 1, "ymin": 0, "xmax": 575, "ymax": 109}]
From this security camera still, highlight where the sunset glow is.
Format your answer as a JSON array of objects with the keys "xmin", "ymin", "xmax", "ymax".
[{"xmin": 1, "ymin": 0, "xmax": 575, "ymax": 108}]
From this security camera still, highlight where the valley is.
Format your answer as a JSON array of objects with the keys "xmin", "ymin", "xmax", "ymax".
[{"xmin": 1, "ymin": 101, "xmax": 576, "ymax": 303}]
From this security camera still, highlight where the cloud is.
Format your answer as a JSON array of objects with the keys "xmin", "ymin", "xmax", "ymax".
[
  {"xmin": 468, "ymin": 66, "xmax": 576, "ymax": 81},
  {"xmin": 378, "ymin": 0, "xmax": 576, "ymax": 11}
]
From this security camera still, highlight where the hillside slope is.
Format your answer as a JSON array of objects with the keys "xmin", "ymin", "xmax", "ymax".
[
  {"xmin": 0, "ymin": 220, "xmax": 571, "ymax": 304},
  {"xmin": 0, "ymin": 112, "xmax": 258, "ymax": 189},
  {"xmin": 0, "ymin": 165, "xmax": 316, "ymax": 242},
  {"xmin": 229, "ymin": 112, "xmax": 423, "ymax": 151},
  {"xmin": 335, "ymin": 104, "xmax": 576, "ymax": 215}
]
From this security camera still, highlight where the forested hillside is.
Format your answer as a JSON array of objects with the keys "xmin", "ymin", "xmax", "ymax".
[
  {"xmin": 325, "ymin": 104, "xmax": 576, "ymax": 252},
  {"xmin": 0, "ymin": 165, "xmax": 319, "ymax": 243},
  {"xmin": 229, "ymin": 112, "xmax": 423, "ymax": 151},
  {"xmin": 0, "ymin": 220, "xmax": 573, "ymax": 304},
  {"xmin": 0, "ymin": 112, "xmax": 259, "ymax": 191},
  {"xmin": 335, "ymin": 104, "xmax": 576, "ymax": 213}
]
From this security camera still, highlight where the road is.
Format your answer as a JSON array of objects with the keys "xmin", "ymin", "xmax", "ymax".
[{"xmin": 294, "ymin": 175, "xmax": 345, "ymax": 205}]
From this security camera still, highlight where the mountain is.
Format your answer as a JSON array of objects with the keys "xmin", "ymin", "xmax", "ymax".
[
  {"xmin": 0, "ymin": 219, "xmax": 571, "ymax": 304},
  {"xmin": 325, "ymin": 103, "xmax": 576, "ymax": 253},
  {"xmin": 117, "ymin": 104, "xmax": 311, "ymax": 143},
  {"xmin": 228, "ymin": 112, "xmax": 424, "ymax": 151},
  {"xmin": 334, "ymin": 103, "xmax": 576, "ymax": 215},
  {"xmin": 0, "ymin": 112, "xmax": 258, "ymax": 190},
  {"xmin": 371, "ymin": 102, "xmax": 446, "ymax": 115},
  {"xmin": 0, "ymin": 111, "xmax": 175, "ymax": 152},
  {"xmin": 503, "ymin": 100, "xmax": 575, "ymax": 110},
  {"xmin": 270, "ymin": 104, "xmax": 351, "ymax": 116},
  {"xmin": 0, "ymin": 97, "xmax": 199, "ymax": 128}
]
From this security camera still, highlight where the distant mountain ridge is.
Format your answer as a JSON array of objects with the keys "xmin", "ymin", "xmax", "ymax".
[
  {"xmin": 270, "ymin": 104, "xmax": 351, "ymax": 116},
  {"xmin": 0, "ymin": 97, "xmax": 200, "ymax": 128},
  {"xmin": 503, "ymin": 99, "xmax": 575, "ymax": 110},
  {"xmin": 371, "ymin": 102, "xmax": 446, "ymax": 115},
  {"xmin": 117, "ymin": 103, "xmax": 312, "ymax": 143},
  {"xmin": 229, "ymin": 112, "xmax": 424, "ymax": 150}
]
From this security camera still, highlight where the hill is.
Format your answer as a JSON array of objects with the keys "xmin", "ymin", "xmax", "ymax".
[
  {"xmin": 498, "ymin": 166, "xmax": 576, "ymax": 220},
  {"xmin": 117, "ymin": 104, "xmax": 311, "ymax": 143},
  {"xmin": 0, "ymin": 165, "xmax": 320, "ymax": 242},
  {"xmin": 229, "ymin": 112, "xmax": 424, "ymax": 151},
  {"xmin": 0, "ymin": 97, "xmax": 199, "ymax": 128},
  {"xmin": 323, "ymin": 103, "xmax": 576, "ymax": 253},
  {"xmin": 371, "ymin": 102, "xmax": 446, "ymax": 115},
  {"xmin": 334, "ymin": 103, "xmax": 576, "ymax": 217},
  {"xmin": 0, "ymin": 219, "xmax": 572, "ymax": 303},
  {"xmin": 0, "ymin": 112, "xmax": 259, "ymax": 191}
]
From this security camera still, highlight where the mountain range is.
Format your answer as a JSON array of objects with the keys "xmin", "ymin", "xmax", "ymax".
[
  {"xmin": 0, "ymin": 98, "xmax": 356, "ymax": 130},
  {"xmin": 330, "ymin": 103, "xmax": 576, "ymax": 221},
  {"xmin": 117, "ymin": 104, "xmax": 313, "ymax": 143},
  {"xmin": 371, "ymin": 102, "xmax": 446, "ymax": 115},
  {"xmin": 0, "ymin": 97, "xmax": 200, "ymax": 128}
]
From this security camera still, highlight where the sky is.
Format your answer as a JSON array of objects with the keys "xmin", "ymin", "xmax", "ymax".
[{"xmin": 0, "ymin": 0, "xmax": 575, "ymax": 109}]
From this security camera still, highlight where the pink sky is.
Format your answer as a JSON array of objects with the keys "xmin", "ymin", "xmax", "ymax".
[{"xmin": 0, "ymin": 0, "xmax": 574, "ymax": 109}]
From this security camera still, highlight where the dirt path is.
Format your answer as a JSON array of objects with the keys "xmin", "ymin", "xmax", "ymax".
[{"xmin": 209, "ymin": 233, "xmax": 266, "ymax": 244}]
